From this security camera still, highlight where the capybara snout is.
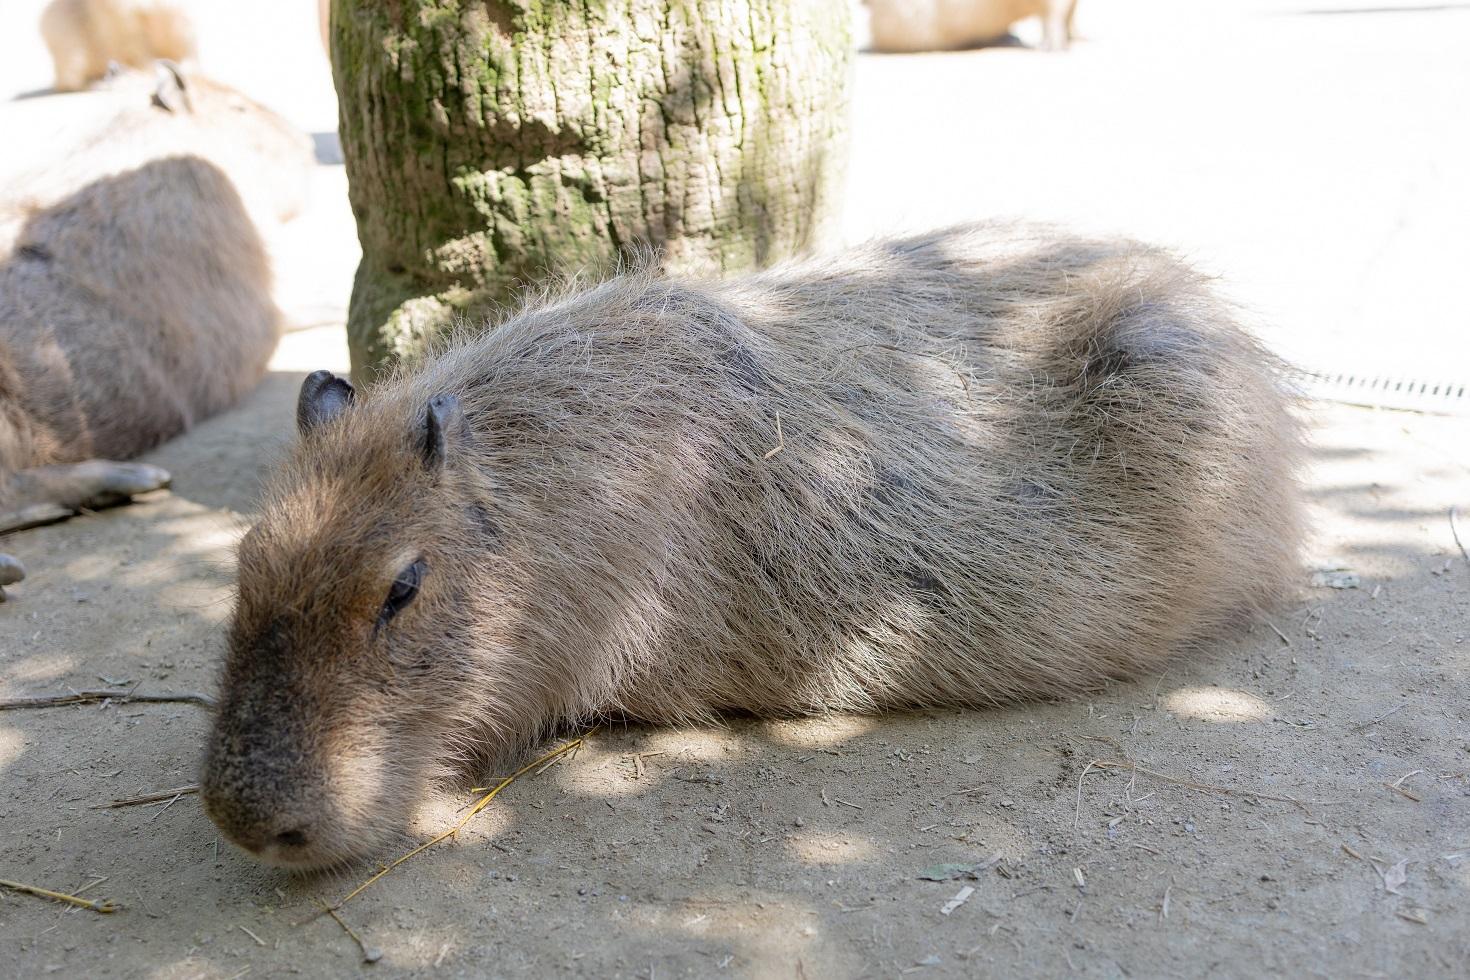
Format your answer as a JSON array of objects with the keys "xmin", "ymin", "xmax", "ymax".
[
  {"xmin": 205, "ymin": 223, "xmax": 1303, "ymax": 869},
  {"xmin": 203, "ymin": 596, "xmax": 430, "ymax": 868}
]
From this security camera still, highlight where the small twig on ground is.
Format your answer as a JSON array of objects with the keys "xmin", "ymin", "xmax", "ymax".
[
  {"xmin": 1089, "ymin": 759, "xmax": 1314, "ymax": 814},
  {"xmin": 1265, "ymin": 620, "xmax": 1292, "ymax": 647},
  {"xmin": 1354, "ymin": 704, "xmax": 1405, "ymax": 732},
  {"xmin": 72, "ymin": 875, "xmax": 108, "ymax": 897},
  {"xmin": 322, "ymin": 727, "xmax": 598, "ymax": 914},
  {"xmin": 0, "ymin": 689, "xmax": 215, "ymax": 711},
  {"xmin": 93, "ymin": 785, "xmax": 200, "ymax": 809},
  {"xmin": 1383, "ymin": 782, "xmax": 1421, "ymax": 802},
  {"xmin": 150, "ymin": 791, "xmax": 188, "ymax": 821},
  {"xmin": 1450, "ymin": 506, "xmax": 1469, "ymax": 566},
  {"xmin": 1073, "ymin": 761, "xmax": 1099, "ymax": 831},
  {"xmin": 0, "ymin": 877, "xmax": 118, "ymax": 913},
  {"xmin": 1384, "ymin": 769, "xmax": 1424, "ymax": 802},
  {"xmin": 1391, "ymin": 770, "xmax": 1424, "ymax": 788},
  {"xmin": 314, "ymin": 899, "xmax": 382, "ymax": 963},
  {"xmin": 1079, "ymin": 733, "xmax": 1127, "ymax": 754},
  {"xmin": 237, "ymin": 924, "xmax": 268, "ymax": 947}
]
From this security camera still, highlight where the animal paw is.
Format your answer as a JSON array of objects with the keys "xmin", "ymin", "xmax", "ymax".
[
  {"xmin": 0, "ymin": 552, "xmax": 24, "ymax": 599},
  {"xmin": 64, "ymin": 460, "xmax": 173, "ymax": 506}
]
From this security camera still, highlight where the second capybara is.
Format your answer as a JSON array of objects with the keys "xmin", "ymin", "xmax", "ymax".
[
  {"xmin": 41, "ymin": 0, "xmax": 198, "ymax": 92},
  {"xmin": 866, "ymin": 0, "xmax": 1078, "ymax": 53},
  {"xmin": 0, "ymin": 64, "xmax": 313, "ymax": 591},
  {"xmin": 202, "ymin": 223, "xmax": 1302, "ymax": 869}
]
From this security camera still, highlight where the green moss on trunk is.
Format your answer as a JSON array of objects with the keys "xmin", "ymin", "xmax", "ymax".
[{"xmin": 332, "ymin": 0, "xmax": 852, "ymax": 379}]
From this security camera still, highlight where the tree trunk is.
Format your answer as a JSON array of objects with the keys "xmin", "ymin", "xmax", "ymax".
[{"xmin": 332, "ymin": 0, "xmax": 852, "ymax": 379}]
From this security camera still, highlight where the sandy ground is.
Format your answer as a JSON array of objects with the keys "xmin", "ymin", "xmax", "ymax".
[{"xmin": 3, "ymin": 1, "xmax": 1469, "ymax": 977}]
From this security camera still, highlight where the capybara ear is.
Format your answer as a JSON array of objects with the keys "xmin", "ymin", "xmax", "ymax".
[
  {"xmin": 151, "ymin": 60, "xmax": 193, "ymax": 114},
  {"xmin": 423, "ymin": 394, "xmax": 468, "ymax": 471},
  {"xmin": 297, "ymin": 370, "xmax": 355, "ymax": 435}
]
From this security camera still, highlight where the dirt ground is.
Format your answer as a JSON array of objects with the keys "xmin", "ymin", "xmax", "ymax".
[{"xmin": 2, "ymin": 1, "xmax": 1468, "ymax": 978}]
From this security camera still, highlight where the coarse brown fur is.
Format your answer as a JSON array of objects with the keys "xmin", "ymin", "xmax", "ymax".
[
  {"xmin": 866, "ymin": 0, "xmax": 1078, "ymax": 53},
  {"xmin": 41, "ymin": 0, "xmax": 198, "ymax": 92},
  {"xmin": 0, "ymin": 157, "xmax": 277, "ymax": 474},
  {"xmin": 203, "ymin": 223, "xmax": 1303, "ymax": 869}
]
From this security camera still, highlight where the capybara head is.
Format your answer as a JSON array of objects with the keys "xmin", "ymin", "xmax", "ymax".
[{"xmin": 201, "ymin": 371, "xmax": 519, "ymax": 869}]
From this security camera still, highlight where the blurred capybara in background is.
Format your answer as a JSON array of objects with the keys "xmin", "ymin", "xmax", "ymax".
[
  {"xmin": 13, "ymin": 62, "xmax": 315, "ymax": 225},
  {"xmin": 0, "ymin": 64, "xmax": 313, "ymax": 593},
  {"xmin": 41, "ymin": 0, "xmax": 197, "ymax": 92},
  {"xmin": 202, "ymin": 223, "xmax": 1302, "ymax": 868},
  {"xmin": 866, "ymin": 0, "xmax": 1078, "ymax": 52}
]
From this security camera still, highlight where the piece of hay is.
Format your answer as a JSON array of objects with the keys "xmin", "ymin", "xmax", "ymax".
[
  {"xmin": 0, "ymin": 688, "xmax": 214, "ymax": 711},
  {"xmin": 328, "ymin": 728, "xmax": 597, "ymax": 911},
  {"xmin": 939, "ymin": 886, "xmax": 974, "ymax": 916},
  {"xmin": 93, "ymin": 784, "xmax": 200, "ymax": 809},
  {"xmin": 1089, "ymin": 759, "xmax": 1313, "ymax": 814},
  {"xmin": 0, "ymin": 877, "xmax": 118, "ymax": 913}
]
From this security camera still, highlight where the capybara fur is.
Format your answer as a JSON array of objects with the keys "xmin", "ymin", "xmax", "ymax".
[
  {"xmin": 202, "ymin": 223, "xmax": 1302, "ymax": 869},
  {"xmin": 12, "ymin": 63, "xmax": 315, "ymax": 226},
  {"xmin": 0, "ymin": 156, "xmax": 278, "ymax": 476},
  {"xmin": 866, "ymin": 0, "xmax": 1078, "ymax": 53},
  {"xmin": 41, "ymin": 0, "xmax": 198, "ymax": 92}
]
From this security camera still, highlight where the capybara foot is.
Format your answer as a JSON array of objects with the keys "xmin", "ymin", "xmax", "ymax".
[
  {"xmin": 2, "ymin": 460, "xmax": 171, "ymax": 522},
  {"xmin": 61, "ymin": 460, "xmax": 173, "ymax": 508},
  {"xmin": 0, "ymin": 552, "xmax": 24, "ymax": 601},
  {"xmin": 0, "ymin": 502, "xmax": 74, "ymax": 534}
]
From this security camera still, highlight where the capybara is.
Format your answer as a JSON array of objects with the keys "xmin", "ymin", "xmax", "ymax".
[
  {"xmin": 41, "ymin": 0, "xmax": 198, "ymax": 92},
  {"xmin": 202, "ymin": 223, "xmax": 1302, "ymax": 868},
  {"xmin": 0, "ymin": 65, "xmax": 312, "ymax": 593},
  {"xmin": 11, "ymin": 62, "xmax": 315, "ymax": 226},
  {"xmin": 866, "ymin": 0, "xmax": 1078, "ymax": 53}
]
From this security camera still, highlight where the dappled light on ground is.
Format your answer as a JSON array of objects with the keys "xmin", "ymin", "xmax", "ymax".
[
  {"xmin": 546, "ymin": 738, "xmax": 651, "ymax": 798},
  {"xmin": 0, "ymin": 727, "xmax": 26, "ymax": 769},
  {"xmin": 2, "ymin": 651, "xmax": 79, "ymax": 686},
  {"xmin": 1163, "ymin": 685, "xmax": 1272, "ymax": 723},
  {"xmin": 760, "ymin": 714, "xmax": 881, "ymax": 748},
  {"xmin": 784, "ymin": 828, "xmax": 878, "ymax": 865}
]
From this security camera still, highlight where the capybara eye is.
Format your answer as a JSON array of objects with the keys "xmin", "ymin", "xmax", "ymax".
[{"xmin": 378, "ymin": 559, "xmax": 427, "ymax": 630}]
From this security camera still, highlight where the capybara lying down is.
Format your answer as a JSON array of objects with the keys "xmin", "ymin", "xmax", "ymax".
[
  {"xmin": 866, "ymin": 0, "xmax": 1078, "ymax": 53},
  {"xmin": 202, "ymin": 223, "xmax": 1302, "ymax": 868},
  {"xmin": 0, "ymin": 66, "xmax": 311, "ymax": 595},
  {"xmin": 12, "ymin": 62, "xmax": 315, "ymax": 227},
  {"xmin": 41, "ymin": 0, "xmax": 197, "ymax": 92}
]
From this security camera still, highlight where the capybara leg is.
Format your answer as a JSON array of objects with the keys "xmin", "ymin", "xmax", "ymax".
[
  {"xmin": 0, "ymin": 460, "xmax": 171, "ymax": 527},
  {"xmin": 0, "ymin": 502, "xmax": 74, "ymax": 534},
  {"xmin": 1041, "ymin": 0, "xmax": 1077, "ymax": 51},
  {"xmin": 0, "ymin": 460, "xmax": 167, "ymax": 599},
  {"xmin": 0, "ymin": 552, "xmax": 23, "ymax": 600}
]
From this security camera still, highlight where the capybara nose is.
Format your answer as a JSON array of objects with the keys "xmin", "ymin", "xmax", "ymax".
[{"xmin": 274, "ymin": 828, "xmax": 309, "ymax": 849}]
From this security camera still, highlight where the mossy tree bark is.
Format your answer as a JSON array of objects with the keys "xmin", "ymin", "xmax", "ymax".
[{"xmin": 331, "ymin": 0, "xmax": 852, "ymax": 380}]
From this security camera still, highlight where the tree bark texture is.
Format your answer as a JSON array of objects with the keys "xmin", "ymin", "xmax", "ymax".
[{"xmin": 332, "ymin": 0, "xmax": 852, "ymax": 378}]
